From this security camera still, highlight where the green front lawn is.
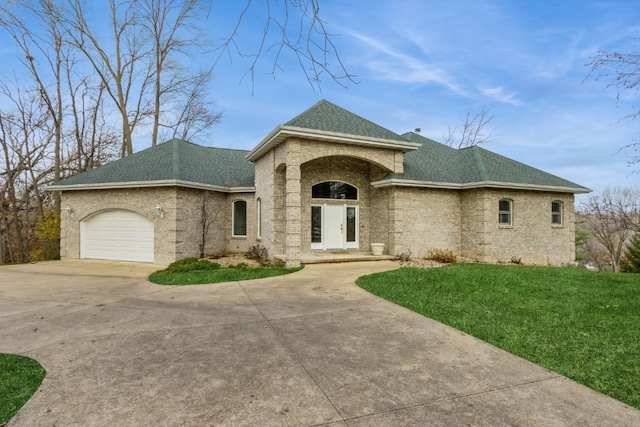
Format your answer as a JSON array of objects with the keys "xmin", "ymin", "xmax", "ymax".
[
  {"xmin": 357, "ymin": 264, "xmax": 640, "ymax": 410},
  {"xmin": 149, "ymin": 265, "xmax": 302, "ymax": 285},
  {"xmin": 0, "ymin": 354, "xmax": 46, "ymax": 424}
]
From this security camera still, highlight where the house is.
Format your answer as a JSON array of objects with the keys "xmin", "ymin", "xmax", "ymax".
[{"xmin": 48, "ymin": 100, "xmax": 591, "ymax": 266}]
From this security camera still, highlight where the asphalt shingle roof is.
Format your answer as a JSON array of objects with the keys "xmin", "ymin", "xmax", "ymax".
[
  {"xmin": 285, "ymin": 99, "xmax": 409, "ymax": 143},
  {"xmin": 52, "ymin": 139, "xmax": 254, "ymax": 188},
  {"xmin": 396, "ymin": 132, "xmax": 588, "ymax": 191},
  {"xmin": 50, "ymin": 102, "xmax": 589, "ymax": 193}
]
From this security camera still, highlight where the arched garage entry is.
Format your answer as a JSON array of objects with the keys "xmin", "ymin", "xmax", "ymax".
[{"xmin": 80, "ymin": 210, "xmax": 154, "ymax": 263}]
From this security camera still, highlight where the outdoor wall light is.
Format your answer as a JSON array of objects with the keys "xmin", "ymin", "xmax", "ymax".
[
  {"xmin": 155, "ymin": 204, "xmax": 164, "ymax": 219},
  {"xmin": 65, "ymin": 205, "xmax": 73, "ymax": 217}
]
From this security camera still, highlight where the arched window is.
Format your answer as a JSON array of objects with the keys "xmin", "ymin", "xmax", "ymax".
[
  {"xmin": 312, "ymin": 181, "xmax": 358, "ymax": 200},
  {"xmin": 551, "ymin": 200, "xmax": 563, "ymax": 225},
  {"xmin": 498, "ymin": 199, "xmax": 512, "ymax": 225},
  {"xmin": 233, "ymin": 200, "xmax": 247, "ymax": 237}
]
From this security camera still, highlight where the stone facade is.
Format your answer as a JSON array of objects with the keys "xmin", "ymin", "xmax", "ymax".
[
  {"xmin": 60, "ymin": 136, "xmax": 578, "ymax": 267},
  {"xmin": 396, "ymin": 187, "xmax": 462, "ymax": 258},
  {"xmin": 60, "ymin": 187, "xmax": 256, "ymax": 265},
  {"xmin": 460, "ymin": 189, "xmax": 575, "ymax": 265}
]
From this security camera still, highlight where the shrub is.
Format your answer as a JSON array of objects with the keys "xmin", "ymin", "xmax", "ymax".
[
  {"xmin": 167, "ymin": 257, "xmax": 220, "ymax": 272},
  {"xmin": 426, "ymin": 249, "xmax": 457, "ymax": 264},
  {"xmin": 396, "ymin": 248, "xmax": 412, "ymax": 262},
  {"xmin": 510, "ymin": 256, "xmax": 523, "ymax": 265},
  {"xmin": 621, "ymin": 233, "xmax": 640, "ymax": 273},
  {"xmin": 29, "ymin": 210, "xmax": 60, "ymax": 261},
  {"xmin": 231, "ymin": 262, "xmax": 250, "ymax": 270},
  {"xmin": 266, "ymin": 258, "xmax": 286, "ymax": 268},
  {"xmin": 246, "ymin": 244, "xmax": 269, "ymax": 265}
]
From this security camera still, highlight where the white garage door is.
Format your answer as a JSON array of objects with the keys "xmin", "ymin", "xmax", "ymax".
[{"xmin": 81, "ymin": 210, "xmax": 154, "ymax": 263}]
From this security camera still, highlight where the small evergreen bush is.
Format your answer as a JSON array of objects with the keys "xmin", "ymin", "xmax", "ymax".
[{"xmin": 621, "ymin": 233, "xmax": 640, "ymax": 273}]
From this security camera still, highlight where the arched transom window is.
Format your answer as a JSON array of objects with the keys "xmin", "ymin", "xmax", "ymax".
[{"xmin": 312, "ymin": 181, "xmax": 358, "ymax": 200}]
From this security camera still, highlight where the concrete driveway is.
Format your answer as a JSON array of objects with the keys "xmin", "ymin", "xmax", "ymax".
[{"xmin": 1, "ymin": 260, "xmax": 639, "ymax": 426}]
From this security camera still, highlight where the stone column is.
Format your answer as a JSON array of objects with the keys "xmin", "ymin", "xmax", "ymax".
[
  {"xmin": 387, "ymin": 187, "xmax": 403, "ymax": 255},
  {"xmin": 285, "ymin": 141, "xmax": 302, "ymax": 267}
]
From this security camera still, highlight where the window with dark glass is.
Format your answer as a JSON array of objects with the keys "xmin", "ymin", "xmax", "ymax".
[
  {"xmin": 498, "ymin": 199, "xmax": 512, "ymax": 225},
  {"xmin": 551, "ymin": 201, "xmax": 563, "ymax": 225},
  {"xmin": 346, "ymin": 207, "xmax": 356, "ymax": 242},
  {"xmin": 257, "ymin": 198, "xmax": 262, "ymax": 237},
  {"xmin": 233, "ymin": 200, "xmax": 247, "ymax": 236},
  {"xmin": 312, "ymin": 181, "xmax": 357, "ymax": 200},
  {"xmin": 311, "ymin": 206, "xmax": 322, "ymax": 243}
]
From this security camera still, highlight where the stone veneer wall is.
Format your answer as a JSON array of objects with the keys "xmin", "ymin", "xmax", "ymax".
[
  {"xmin": 61, "ymin": 187, "xmax": 256, "ymax": 265},
  {"xmin": 369, "ymin": 186, "xmax": 390, "ymax": 252},
  {"xmin": 252, "ymin": 137, "xmax": 403, "ymax": 261},
  {"xmin": 168, "ymin": 188, "xmax": 257, "ymax": 256},
  {"xmin": 226, "ymin": 192, "xmax": 257, "ymax": 254},
  {"xmin": 61, "ymin": 187, "xmax": 179, "ymax": 265},
  {"xmin": 397, "ymin": 187, "xmax": 462, "ymax": 257},
  {"xmin": 300, "ymin": 156, "xmax": 373, "ymax": 251},
  {"xmin": 460, "ymin": 189, "xmax": 576, "ymax": 265},
  {"xmin": 253, "ymin": 150, "xmax": 276, "ymax": 256}
]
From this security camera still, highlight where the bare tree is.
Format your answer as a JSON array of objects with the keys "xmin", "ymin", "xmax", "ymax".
[
  {"xmin": 63, "ymin": 0, "xmax": 153, "ymax": 157},
  {"xmin": 444, "ymin": 107, "xmax": 497, "ymax": 149},
  {"xmin": 64, "ymin": 61, "xmax": 120, "ymax": 174},
  {"xmin": 586, "ymin": 46, "xmax": 640, "ymax": 166},
  {"xmin": 0, "ymin": 0, "xmax": 68, "ymax": 210},
  {"xmin": 140, "ymin": 0, "xmax": 217, "ymax": 146},
  {"xmin": 163, "ymin": 69, "xmax": 222, "ymax": 142},
  {"xmin": 0, "ymin": 88, "xmax": 53, "ymax": 263},
  {"xmin": 214, "ymin": 0, "xmax": 356, "ymax": 92},
  {"xmin": 580, "ymin": 186, "xmax": 640, "ymax": 272}
]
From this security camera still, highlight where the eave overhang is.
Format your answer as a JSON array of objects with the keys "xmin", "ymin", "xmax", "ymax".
[
  {"xmin": 46, "ymin": 180, "xmax": 256, "ymax": 193},
  {"xmin": 246, "ymin": 126, "xmax": 421, "ymax": 162},
  {"xmin": 371, "ymin": 178, "xmax": 592, "ymax": 194}
]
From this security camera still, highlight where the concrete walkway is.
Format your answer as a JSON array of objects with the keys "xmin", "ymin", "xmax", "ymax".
[{"xmin": 1, "ymin": 260, "xmax": 639, "ymax": 426}]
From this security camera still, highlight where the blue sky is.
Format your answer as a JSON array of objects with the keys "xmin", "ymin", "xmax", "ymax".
[
  {"xmin": 207, "ymin": 0, "xmax": 640, "ymax": 202},
  {"xmin": 1, "ymin": 0, "xmax": 639, "ymax": 202}
]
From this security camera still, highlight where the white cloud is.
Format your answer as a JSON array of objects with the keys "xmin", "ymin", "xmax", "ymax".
[
  {"xmin": 348, "ymin": 31, "xmax": 469, "ymax": 96},
  {"xmin": 479, "ymin": 86, "xmax": 522, "ymax": 106}
]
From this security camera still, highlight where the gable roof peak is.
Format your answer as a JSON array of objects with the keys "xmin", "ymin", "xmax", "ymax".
[
  {"xmin": 283, "ymin": 99, "xmax": 407, "ymax": 142},
  {"xmin": 246, "ymin": 100, "xmax": 421, "ymax": 161}
]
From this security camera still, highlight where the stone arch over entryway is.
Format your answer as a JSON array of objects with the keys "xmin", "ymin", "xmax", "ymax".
[{"xmin": 299, "ymin": 156, "xmax": 391, "ymax": 253}]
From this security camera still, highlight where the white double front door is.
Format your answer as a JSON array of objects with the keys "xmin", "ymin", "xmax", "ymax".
[{"xmin": 311, "ymin": 204, "xmax": 358, "ymax": 250}]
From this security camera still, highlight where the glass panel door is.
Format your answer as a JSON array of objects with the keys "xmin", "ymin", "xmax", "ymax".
[{"xmin": 310, "ymin": 204, "xmax": 359, "ymax": 250}]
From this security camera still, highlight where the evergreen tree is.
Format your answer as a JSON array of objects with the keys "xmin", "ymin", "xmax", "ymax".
[{"xmin": 620, "ymin": 233, "xmax": 640, "ymax": 273}]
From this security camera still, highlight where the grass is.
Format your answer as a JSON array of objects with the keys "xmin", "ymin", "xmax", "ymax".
[
  {"xmin": 356, "ymin": 263, "xmax": 640, "ymax": 410},
  {"xmin": 0, "ymin": 354, "xmax": 46, "ymax": 424},
  {"xmin": 149, "ymin": 264, "xmax": 302, "ymax": 285}
]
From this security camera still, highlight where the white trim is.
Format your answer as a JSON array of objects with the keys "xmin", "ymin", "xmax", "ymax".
[
  {"xmin": 256, "ymin": 198, "xmax": 262, "ymax": 238},
  {"xmin": 47, "ymin": 179, "xmax": 256, "ymax": 193},
  {"xmin": 499, "ymin": 198, "xmax": 513, "ymax": 226},
  {"xmin": 551, "ymin": 200, "xmax": 563, "ymax": 225},
  {"xmin": 246, "ymin": 126, "xmax": 421, "ymax": 161},
  {"xmin": 310, "ymin": 203, "xmax": 359, "ymax": 250},
  {"xmin": 371, "ymin": 178, "xmax": 591, "ymax": 194},
  {"xmin": 232, "ymin": 200, "xmax": 248, "ymax": 237}
]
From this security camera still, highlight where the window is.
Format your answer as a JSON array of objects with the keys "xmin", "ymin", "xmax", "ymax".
[
  {"xmin": 312, "ymin": 181, "xmax": 358, "ymax": 200},
  {"xmin": 311, "ymin": 206, "xmax": 322, "ymax": 243},
  {"xmin": 498, "ymin": 199, "xmax": 512, "ymax": 225},
  {"xmin": 233, "ymin": 200, "xmax": 247, "ymax": 236},
  {"xmin": 551, "ymin": 201, "xmax": 563, "ymax": 225},
  {"xmin": 346, "ymin": 206, "xmax": 357, "ymax": 242},
  {"xmin": 256, "ymin": 198, "xmax": 262, "ymax": 238}
]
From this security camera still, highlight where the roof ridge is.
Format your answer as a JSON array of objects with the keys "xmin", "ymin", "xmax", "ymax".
[
  {"xmin": 283, "ymin": 99, "xmax": 328, "ymax": 126},
  {"xmin": 172, "ymin": 139, "xmax": 180, "ymax": 178},
  {"xmin": 470, "ymin": 147, "xmax": 489, "ymax": 181}
]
